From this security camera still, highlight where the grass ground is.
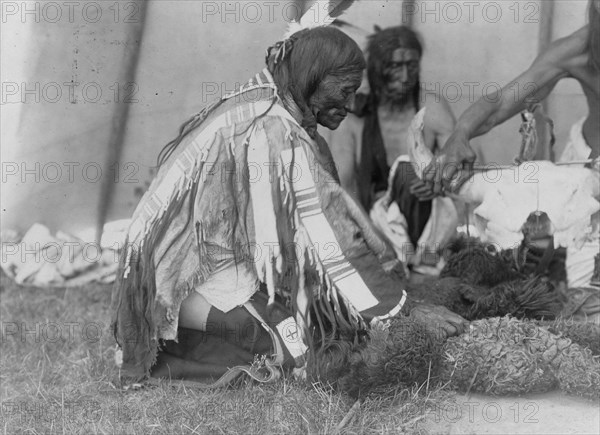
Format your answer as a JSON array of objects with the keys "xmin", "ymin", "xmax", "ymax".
[{"xmin": 0, "ymin": 271, "xmax": 453, "ymax": 434}]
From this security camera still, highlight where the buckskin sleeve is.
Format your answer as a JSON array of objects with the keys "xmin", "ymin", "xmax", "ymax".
[{"xmin": 254, "ymin": 107, "xmax": 407, "ymax": 323}]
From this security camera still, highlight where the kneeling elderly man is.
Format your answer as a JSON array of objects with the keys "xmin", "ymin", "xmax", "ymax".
[{"xmin": 111, "ymin": 26, "xmax": 467, "ymax": 388}]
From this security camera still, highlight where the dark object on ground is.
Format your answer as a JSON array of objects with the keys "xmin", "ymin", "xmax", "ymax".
[
  {"xmin": 522, "ymin": 244, "xmax": 568, "ymax": 285},
  {"xmin": 462, "ymin": 277, "xmax": 563, "ymax": 320},
  {"xmin": 440, "ymin": 235, "xmax": 567, "ymax": 289},
  {"xmin": 407, "ymin": 237, "xmax": 564, "ymax": 320},
  {"xmin": 440, "ymin": 237, "xmax": 519, "ymax": 286},
  {"xmin": 406, "ymin": 276, "xmax": 563, "ymax": 321},
  {"xmin": 405, "ymin": 277, "xmax": 472, "ymax": 319},
  {"xmin": 337, "ymin": 316, "xmax": 444, "ymax": 399}
]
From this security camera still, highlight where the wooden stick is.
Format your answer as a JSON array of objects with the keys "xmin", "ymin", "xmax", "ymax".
[
  {"xmin": 536, "ymin": 0, "xmax": 555, "ymax": 160},
  {"xmin": 471, "ymin": 159, "xmax": 592, "ymax": 171},
  {"xmin": 334, "ymin": 400, "xmax": 361, "ymax": 433},
  {"xmin": 555, "ymin": 159, "xmax": 593, "ymax": 166},
  {"xmin": 471, "ymin": 164, "xmax": 513, "ymax": 171}
]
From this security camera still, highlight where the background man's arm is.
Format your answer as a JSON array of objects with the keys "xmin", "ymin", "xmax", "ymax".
[
  {"xmin": 426, "ymin": 95, "xmax": 457, "ymax": 150},
  {"xmin": 425, "ymin": 29, "xmax": 582, "ymax": 193},
  {"xmin": 454, "ymin": 51, "xmax": 567, "ymax": 142},
  {"xmin": 411, "ymin": 95, "xmax": 456, "ymax": 199}
]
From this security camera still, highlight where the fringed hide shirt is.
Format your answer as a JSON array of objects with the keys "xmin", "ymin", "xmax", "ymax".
[{"xmin": 111, "ymin": 69, "xmax": 408, "ymax": 383}]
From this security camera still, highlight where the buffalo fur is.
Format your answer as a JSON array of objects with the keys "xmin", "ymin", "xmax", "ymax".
[
  {"xmin": 407, "ymin": 237, "xmax": 565, "ymax": 320},
  {"xmin": 330, "ymin": 238, "xmax": 588, "ymax": 400},
  {"xmin": 336, "ymin": 316, "xmax": 444, "ymax": 399},
  {"xmin": 439, "ymin": 237, "xmax": 521, "ymax": 286}
]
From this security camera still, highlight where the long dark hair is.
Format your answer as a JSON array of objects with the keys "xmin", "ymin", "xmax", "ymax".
[
  {"xmin": 366, "ymin": 25, "xmax": 423, "ymax": 110},
  {"xmin": 158, "ymin": 27, "xmax": 365, "ymax": 166},
  {"xmin": 266, "ymin": 26, "xmax": 366, "ymax": 138}
]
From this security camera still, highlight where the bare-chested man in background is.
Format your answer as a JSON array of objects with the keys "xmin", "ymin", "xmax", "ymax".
[{"xmin": 325, "ymin": 25, "xmax": 457, "ymax": 271}]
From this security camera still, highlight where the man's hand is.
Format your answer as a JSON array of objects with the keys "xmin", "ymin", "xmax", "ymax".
[
  {"xmin": 423, "ymin": 129, "xmax": 477, "ymax": 195},
  {"xmin": 409, "ymin": 179, "xmax": 436, "ymax": 201},
  {"xmin": 410, "ymin": 303, "xmax": 469, "ymax": 338}
]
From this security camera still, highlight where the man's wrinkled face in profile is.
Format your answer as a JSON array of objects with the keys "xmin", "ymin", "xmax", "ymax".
[
  {"xmin": 382, "ymin": 48, "xmax": 420, "ymax": 102},
  {"xmin": 310, "ymin": 71, "xmax": 363, "ymax": 130}
]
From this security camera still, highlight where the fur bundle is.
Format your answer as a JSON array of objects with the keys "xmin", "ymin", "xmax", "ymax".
[
  {"xmin": 442, "ymin": 316, "xmax": 600, "ymax": 399},
  {"xmin": 334, "ymin": 316, "xmax": 600, "ymax": 400},
  {"xmin": 405, "ymin": 236, "xmax": 565, "ymax": 320},
  {"xmin": 324, "ymin": 239, "xmax": 592, "ymax": 400},
  {"xmin": 439, "ymin": 237, "xmax": 520, "ymax": 286},
  {"xmin": 406, "ymin": 276, "xmax": 563, "ymax": 321},
  {"xmin": 461, "ymin": 277, "xmax": 563, "ymax": 320},
  {"xmin": 336, "ymin": 316, "xmax": 444, "ymax": 399}
]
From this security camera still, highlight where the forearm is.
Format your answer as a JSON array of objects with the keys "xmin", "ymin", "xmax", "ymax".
[
  {"xmin": 450, "ymin": 28, "xmax": 578, "ymax": 149},
  {"xmin": 454, "ymin": 88, "xmax": 527, "ymax": 141}
]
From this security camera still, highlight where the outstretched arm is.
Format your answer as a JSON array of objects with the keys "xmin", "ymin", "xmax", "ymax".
[
  {"xmin": 425, "ymin": 27, "xmax": 586, "ymax": 194},
  {"xmin": 453, "ymin": 52, "xmax": 567, "ymax": 141}
]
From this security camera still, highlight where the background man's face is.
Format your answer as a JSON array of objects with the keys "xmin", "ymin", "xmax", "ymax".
[{"xmin": 383, "ymin": 48, "xmax": 420, "ymax": 102}]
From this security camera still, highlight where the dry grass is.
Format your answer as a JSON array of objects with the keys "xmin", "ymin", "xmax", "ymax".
[{"xmin": 0, "ymin": 271, "xmax": 453, "ymax": 434}]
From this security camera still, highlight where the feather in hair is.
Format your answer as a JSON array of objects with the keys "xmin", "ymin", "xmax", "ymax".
[{"xmin": 284, "ymin": 0, "xmax": 357, "ymax": 38}]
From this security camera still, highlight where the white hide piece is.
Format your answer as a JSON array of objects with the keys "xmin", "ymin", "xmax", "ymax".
[
  {"xmin": 407, "ymin": 107, "xmax": 433, "ymax": 180},
  {"xmin": 408, "ymin": 109, "xmax": 600, "ymax": 250},
  {"xmin": 459, "ymin": 163, "xmax": 600, "ymax": 249}
]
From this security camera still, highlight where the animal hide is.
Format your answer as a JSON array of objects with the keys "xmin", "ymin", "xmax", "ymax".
[
  {"xmin": 405, "ymin": 237, "xmax": 564, "ymax": 321},
  {"xmin": 461, "ymin": 162, "xmax": 600, "ymax": 249},
  {"xmin": 334, "ymin": 316, "xmax": 600, "ymax": 400},
  {"xmin": 441, "ymin": 316, "xmax": 600, "ymax": 399}
]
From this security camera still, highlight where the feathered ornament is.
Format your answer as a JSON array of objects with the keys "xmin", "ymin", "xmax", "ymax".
[
  {"xmin": 268, "ymin": 0, "xmax": 357, "ymax": 65},
  {"xmin": 284, "ymin": 0, "xmax": 357, "ymax": 38}
]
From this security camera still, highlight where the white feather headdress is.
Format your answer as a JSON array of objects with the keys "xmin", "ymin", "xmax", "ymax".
[{"xmin": 284, "ymin": 0, "xmax": 357, "ymax": 38}]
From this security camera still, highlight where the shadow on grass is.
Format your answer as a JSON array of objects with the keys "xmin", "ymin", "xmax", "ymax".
[{"xmin": 0, "ymin": 272, "xmax": 452, "ymax": 434}]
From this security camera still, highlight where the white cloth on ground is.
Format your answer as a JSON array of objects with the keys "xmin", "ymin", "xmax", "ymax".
[
  {"xmin": 370, "ymin": 155, "xmax": 458, "ymax": 270},
  {"xmin": 0, "ymin": 223, "xmax": 124, "ymax": 286}
]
